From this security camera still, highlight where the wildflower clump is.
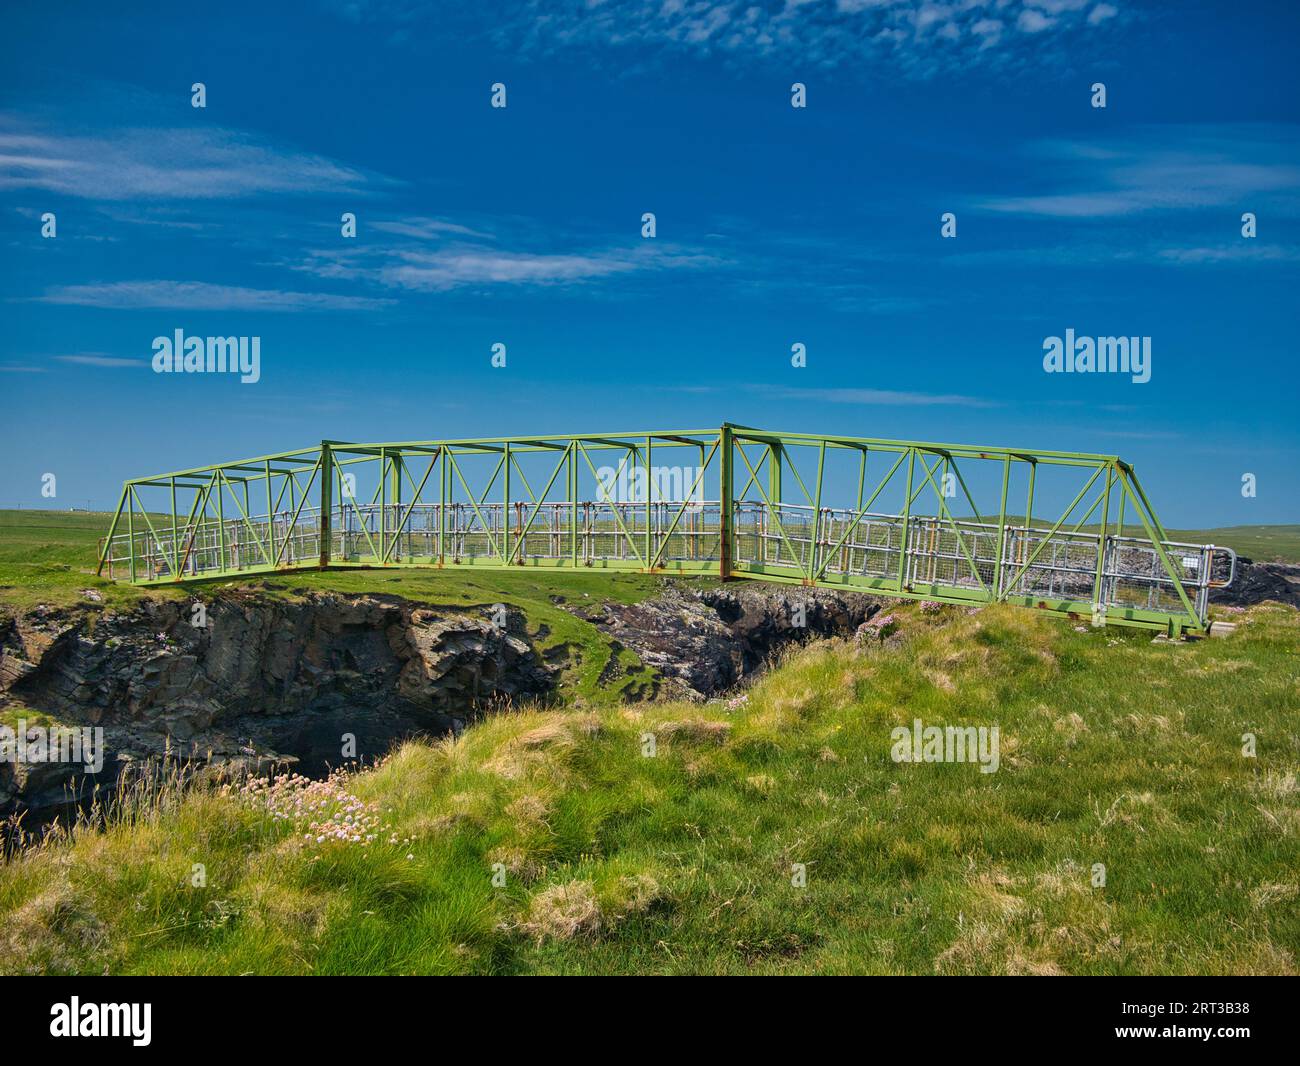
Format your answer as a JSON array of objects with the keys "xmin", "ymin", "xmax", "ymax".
[
  {"xmin": 227, "ymin": 769, "xmax": 408, "ymax": 850},
  {"xmin": 855, "ymin": 613, "xmax": 900, "ymax": 644}
]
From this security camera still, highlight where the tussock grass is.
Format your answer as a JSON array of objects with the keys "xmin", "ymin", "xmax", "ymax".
[{"xmin": 1, "ymin": 601, "xmax": 1297, "ymax": 975}]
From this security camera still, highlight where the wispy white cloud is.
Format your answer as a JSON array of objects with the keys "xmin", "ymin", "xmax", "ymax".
[
  {"xmin": 35, "ymin": 280, "xmax": 395, "ymax": 311},
  {"xmin": 292, "ymin": 215, "xmax": 722, "ymax": 292},
  {"xmin": 939, "ymin": 239, "xmax": 1300, "ymax": 270},
  {"xmin": 0, "ymin": 117, "xmax": 389, "ymax": 200},
  {"xmin": 1157, "ymin": 244, "xmax": 1300, "ymax": 265},
  {"xmin": 976, "ymin": 125, "xmax": 1300, "ymax": 218},
  {"xmin": 380, "ymin": 245, "xmax": 719, "ymax": 291},
  {"xmin": 53, "ymin": 353, "xmax": 147, "ymax": 367},
  {"xmin": 333, "ymin": 0, "xmax": 1126, "ymax": 77},
  {"xmin": 371, "ymin": 217, "xmax": 492, "ymax": 241}
]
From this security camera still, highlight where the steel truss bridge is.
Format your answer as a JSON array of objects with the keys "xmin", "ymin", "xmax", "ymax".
[{"xmin": 98, "ymin": 425, "xmax": 1235, "ymax": 635}]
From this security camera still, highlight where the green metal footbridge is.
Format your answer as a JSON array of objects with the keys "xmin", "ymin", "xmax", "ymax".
[{"xmin": 97, "ymin": 424, "xmax": 1235, "ymax": 636}]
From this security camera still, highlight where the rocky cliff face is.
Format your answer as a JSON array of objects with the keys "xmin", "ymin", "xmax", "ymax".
[
  {"xmin": 0, "ymin": 592, "xmax": 552, "ymax": 821},
  {"xmin": 572, "ymin": 585, "xmax": 882, "ymax": 697},
  {"xmin": 0, "ymin": 583, "xmax": 883, "ymax": 823}
]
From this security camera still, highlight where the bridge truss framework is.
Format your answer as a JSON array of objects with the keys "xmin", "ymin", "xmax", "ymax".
[{"xmin": 97, "ymin": 424, "xmax": 1234, "ymax": 636}]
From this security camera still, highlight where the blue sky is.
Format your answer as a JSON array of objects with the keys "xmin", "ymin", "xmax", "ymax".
[{"xmin": 1, "ymin": 0, "xmax": 1297, "ymax": 525}]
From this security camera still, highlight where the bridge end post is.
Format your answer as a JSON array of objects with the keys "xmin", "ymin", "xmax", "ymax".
[
  {"xmin": 319, "ymin": 442, "xmax": 333, "ymax": 569},
  {"xmin": 719, "ymin": 423, "xmax": 733, "ymax": 580}
]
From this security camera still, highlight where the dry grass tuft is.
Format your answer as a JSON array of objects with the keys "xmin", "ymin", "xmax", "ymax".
[
  {"xmin": 614, "ymin": 873, "xmax": 661, "ymax": 917},
  {"xmin": 1251, "ymin": 771, "xmax": 1297, "ymax": 800},
  {"xmin": 1249, "ymin": 882, "xmax": 1298, "ymax": 909},
  {"xmin": 483, "ymin": 712, "xmax": 599, "ymax": 779},
  {"xmin": 505, "ymin": 792, "xmax": 550, "ymax": 825},
  {"xmin": 520, "ymin": 880, "xmax": 602, "ymax": 944},
  {"xmin": 0, "ymin": 881, "xmax": 108, "ymax": 976},
  {"xmin": 1097, "ymin": 791, "xmax": 1172, "ymax": 831},
  {"xmin": 1053, "ymin": 713, "xmax": 1089, "ymax": 746}
]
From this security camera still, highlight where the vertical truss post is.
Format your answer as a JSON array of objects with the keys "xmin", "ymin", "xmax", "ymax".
[
  {"xmin": 992, "ymin": 454, "xmax": 1011, "ymax": 598},
  {"xmin": 897, "ymin": 448, "xmax": 915, "ymax": 589},
  {"xmin": 855, "ymin": 447, "xmax": 866, "ymax": 512},
  {"xmin": 810, "ymin": 438, "xmax": 826, "ymax": 582},
  {"xmin": 644, "ymin": 435, "xmax": 652, "ymax": 568},
  {"xmin": 169, "ymin": 476, "xmax": 178, "ymax": 577},
  {"xmin": 503, "ymin": 441, "xmax": 511, "ymax": 565},
  {"xmin": 769, "ymin": 441, "xmax": 783, "ymax": 503},
  {"xmin": 378, "ymin": 448, "xmax": 386, "ymax": 564},
  {"xmin": 439, "ymin": 446, "xmax": 447, "ymax": 565},
  {"xmin": 569, "ymin": 441, "xmax": 578, "ymax": 568},
  {"xmin": 216, "ymin": 476, "xmax": 227, "ymax": 572},
  {"xmin": 265, "ymin": 460, "xmax": 275, "ymax": 567},
  {"xmin": 126, "ymin": 487, "xmax": 137, "ymax": 583},
  {"xmin": 1025, "ymin": 459, "xmax": 1037, "ymax": 528},
  {"xmin": 719, "ymin": 424, "xmax": 734, "ymax": 579},
  {"xmin": 392, "ymin": 452, "xmax": 403, "ymax": 561},
  {"xmin": 1093, "ymin": 461, "xmax": 1114, "ymax": 614},
  {"xmin": 390, "ymin": 453, "xmax": 398, "ymax": 558},
  {"xmin": 319, "ymin": 443, "xmax": 333, "ymax": 569}
]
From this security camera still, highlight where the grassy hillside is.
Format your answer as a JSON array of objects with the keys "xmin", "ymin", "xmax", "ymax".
[
  {"xmin": 3, "ymin": 600, "xmax": 1296, "ymax": 975},
  {"xmin": 1164, "ymin": 525, "xmax": 1300, "ymax": 565},
  {"xmin": 0, "ymin": 510, "xmax": 148, "ymax": 611}
]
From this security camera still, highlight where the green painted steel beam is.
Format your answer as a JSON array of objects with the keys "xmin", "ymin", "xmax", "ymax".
[{"xmin": 102, "ymin": 423, "xmax": 1223, "ymax": 636}]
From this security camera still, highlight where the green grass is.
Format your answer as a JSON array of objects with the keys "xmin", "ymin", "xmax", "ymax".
[
  {"xmin": 3, "ymin": 600, "xmax": 1296, "ymax": 975},
  {"xmin": 0, "ymin": 703, "xmax": 65, "ymax": 731},
  {"xmin": 0, "ymin": 509, "xmax": 163, "ymax": 612}
]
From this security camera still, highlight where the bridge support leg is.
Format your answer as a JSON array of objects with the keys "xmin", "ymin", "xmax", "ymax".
[
  {"xmin": 319, "ymin": 442, "xmax": 333, "ymax": 569},
  {"xmin": 719, "ymin": 423, "xmax": 733, "ymax": 580}
]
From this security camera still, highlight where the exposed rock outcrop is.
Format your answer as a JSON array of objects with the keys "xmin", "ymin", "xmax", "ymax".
[
  {"xmin": 0, "ymin": 592, "xmax": 553, "ymax": 822},
  {"xmin": 572, "ymin": 584, "xmax": 883, "ymax": 697},
  {"xmin": 1209, "ymin": 559, "xmax": 1300, "ymax": 609}
]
